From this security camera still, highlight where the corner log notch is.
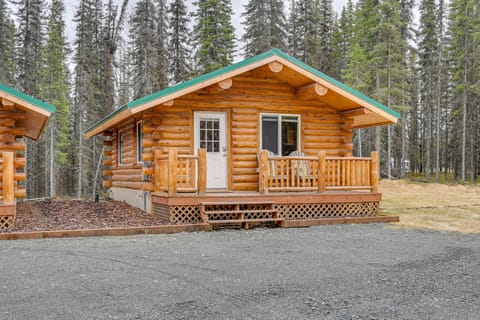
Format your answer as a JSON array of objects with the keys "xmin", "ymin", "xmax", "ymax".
[{"xmin": 296, "ymin": 82, "xmax": 329, "ymax": 100}]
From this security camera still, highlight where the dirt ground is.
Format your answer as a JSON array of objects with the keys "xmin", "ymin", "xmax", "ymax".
[
  {"xmin": 380, "ymin": 179, "xmax": 480, "ymax": 234},
  {"xmin": 0, "ymin": 199, "xmax": 167, "ymax": 233}
]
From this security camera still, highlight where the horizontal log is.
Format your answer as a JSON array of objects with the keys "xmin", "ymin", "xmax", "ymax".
[
  {"xmin": 103, "ymin": 180, "xmax": 112, "ymax": 188},
  {"xmin": 142, "ymin": 139, "xmax": 154, "ymax": 148},
  {"xmin": 232, "ymin": 182, "xmax": 258, "ymax": 191},
  {"xmin": 112, "ymin": 175, "xmax": 143, "ymax": 182},
  {"xmin": 0, "ymin": 112, "xmax": 26, "ymax": 120},
  {"xmin": 142, "ymin": 182, "xmax": 154, "ymax": 191},
  {"xmin": 111, "ymin": 181, "xmax": 143, "ymax": 189},
  {"xmin": 103, "ymin": 140, "xmax": 113, "ymax": 147},
  {"xmin": 0, "ymin": 142, "xmax": 25, "ymax": 150},
  {"xmin": 103, "ymin": 160, "xmax": 112, "ymax": 166},
  {"xmin": 232, "ymin": 175, "xmax": 258, "ymax": 183},
  {"xmin": 234, "ymin": 161, "xmax": 258, "ymax": 169},
  {"xmin": 0, "ymin": 119, "xmax": 15, "ymax": 126},
  {"xmin": 142, "ymin": 167, "xmax": 153, "ymax": 175},
  {"xmin": 103, "ymin": 170, "xmax": 113, "ymax": 176},
  {"xmin": 142, "ymin": 153, "xmax": 154, "ymax": 162},
  {"xmin": 0, "ymin": 127, "xmax": 26, "ymax": 136},
  {"xmin": 111, "ymin": 168, "xmax": 141, "ymax": 176},
  {"xmin": 15, "ymin": 188, "xmax": 26, "ymax": 198}
]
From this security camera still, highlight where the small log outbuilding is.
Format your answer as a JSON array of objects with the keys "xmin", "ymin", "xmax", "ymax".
[
  {"xmin": 86, "ymin": 49, "xmax": 400, "ymax": 228},
  {"xmin": 0, "ymin": 83, "xmax": 55, "ymax": 229}
]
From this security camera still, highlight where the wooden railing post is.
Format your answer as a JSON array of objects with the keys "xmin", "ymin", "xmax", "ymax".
[
  {"xmin": 318, "ymin": 151, "xmax": 326, "ymax": 193},
  {"xmin": 153, "ymin": 150, "xmax": 162, "ymax": 192},
  {"xmin": 167, "ymin": 148, "xmax": 177, "ymax": 195},
  {"xmin": 370, "ymin": 151, "xmax": 379, "ymax": 192},
  {"xmin": 198, "ymin": 148, "xmax": 207, "ymax": 195},
  {"xmin": 2, "ymin": 151, "xmax": 15, "ymax": 204},
  {"xmin": 259, "ymin": 150, "xmax": 269, "ymax": 194}
]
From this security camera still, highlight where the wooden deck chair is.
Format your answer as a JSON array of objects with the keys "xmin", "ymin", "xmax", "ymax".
[{"xmin": 289, "ymin": 150, "xmax": 309, "ymax": 177}]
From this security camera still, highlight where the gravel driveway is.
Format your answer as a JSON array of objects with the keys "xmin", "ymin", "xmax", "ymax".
[{"xmin": 1, "ymin": 224, "xmax": 479, "ymax": 319}]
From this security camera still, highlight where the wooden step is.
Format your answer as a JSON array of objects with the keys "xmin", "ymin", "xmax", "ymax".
[
  {"xmin": 209, "ymin": 218, "xmax": 284, "ymax": 224},
  {"xmin": 199, "ymin": 200, "xmax": 275, "ymax": 206},
  {"xmin": 210, "ymin": 218, "xmax": 285, "ymax": 229},
  {"xmin": 202, "ymin": 209, "xmax": 278, "ymax": 215}
]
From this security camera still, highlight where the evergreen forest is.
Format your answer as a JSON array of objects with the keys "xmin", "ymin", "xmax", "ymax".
[{"xmin": 0, "ymin": 0, "xmax": 479, "ymax": 199}]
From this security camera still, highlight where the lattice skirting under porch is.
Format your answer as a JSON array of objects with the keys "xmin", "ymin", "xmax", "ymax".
[
  {"xmin": 154, "ymin": 202, "xmax": 379, "ymax": 224},
  {"xmin": 0, "ymin": 215, "xmax": 15, "ymax": 229}
]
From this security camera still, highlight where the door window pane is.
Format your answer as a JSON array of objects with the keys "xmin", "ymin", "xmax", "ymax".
[{"xmin": 199, "ymin": 118, "xmax": 220, "ymax": 152}]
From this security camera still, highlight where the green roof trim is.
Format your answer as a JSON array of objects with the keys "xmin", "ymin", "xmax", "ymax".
[
  {"xmin": 0, "ymin": 83, "xmax": 56, "ymax": 113},
  {"xmin": 87, "ymin": 48, "xmax": 399, "ymax": 135}
]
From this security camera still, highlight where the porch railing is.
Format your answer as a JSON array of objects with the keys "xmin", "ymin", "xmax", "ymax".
[
  {"xmin": 258, "ymin": 150, "xmax": 379, "ymax": 194},
  {"xmin": 153, "ymin": 148, "xmax": 207, "ymax": 195}
]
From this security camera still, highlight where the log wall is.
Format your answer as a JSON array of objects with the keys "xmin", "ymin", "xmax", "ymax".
[
  {"xmin": 0, "ymin": 107, "xmax": 27, "ymax": 201},
  {"xmin": 105, "ymin": 73, "xmax": 354, "ymax": 192}
]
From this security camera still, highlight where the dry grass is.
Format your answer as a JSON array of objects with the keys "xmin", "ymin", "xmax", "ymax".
[{"xmin": 380, "ymin": 179, "xmax": 480, "ymax": 234}]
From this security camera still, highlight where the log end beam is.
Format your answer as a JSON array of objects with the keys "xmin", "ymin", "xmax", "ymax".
[{"xmin": 296, "ymin": 82, "xmax": 328, "ymax": 100}]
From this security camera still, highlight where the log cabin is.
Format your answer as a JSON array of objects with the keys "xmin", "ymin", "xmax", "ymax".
[
  {"xmin": 0, "ymin": 83, "xmax": 55, "ymax": 229},
  {"xmin": 86, "ymin": 49, "xmax": 400, "ymax": 228}
]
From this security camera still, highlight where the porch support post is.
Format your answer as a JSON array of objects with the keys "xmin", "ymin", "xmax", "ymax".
[
  {"xmin": 2, "ymin": 151, "xmax": 15, "ymax": 204},
  {"xmin": 370, "ymin": 151, "xmax": 379, "ymax": 192},
  {"xmin": 167, "ymin": 148, "xmax": 177, "ymax": 196},
  {"xmin": 198, "ymin": 148, "xmax": 207, "ymax": 195},
  {"xmin": 259, "ymin": 150, "xmax": 269, "ymax": 194},
  {"xmin": 318, "ymin": 151, "xmax": 326, "ymax": 193}
]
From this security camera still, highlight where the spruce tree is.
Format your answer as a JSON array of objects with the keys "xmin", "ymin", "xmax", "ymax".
[
  {"xmin": 243, "ymin": 0, "xmax": 289, "ymax": 57},
  {"xmin": 129, "ymin": 0, "xmax": 160, "ymax": 98},
  {"xmin": 330, "ymin": 0, "xmax": 354, "ymax": 80},
  {"xmin": 317, "ymin": 0, "xmax": 334, "ymax": 73},
  {"xmin": 371, "ymin": 0, "xmax": 409, "ymax": 178},
  {"xmin": 155, "ymin": 0, "xmax": 169, "ymax": 90},
  {"xmin": 0, "ymin": 0, "xmax": 15, "ymax": 85},
  {"xmin": 418, "ymin": 0, "xmax": 438, "ymax": 179},
  {"xmin": 14, "ymin": 0, "xmax": 45, "ymax": 197},
  {"xmin": 447, "ymin": 0, "xmax": 480, "ymax": 181},
  {"xmin": 71, "ymin": 0, "xmax": 102, "ymax": 197},
  {"xmin": 192, "ymin": 0, "xmax": 235, "ymax": 74},
  {"xmin": 168, "ymin": 0, "xmax": 191, "ymax": 84},
  {"xmin": 38, "ymin": 0, "xmax": 71, "ymax": 197}
]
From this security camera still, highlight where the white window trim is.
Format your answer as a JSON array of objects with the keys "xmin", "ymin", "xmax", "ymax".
[
  {"xmin": 260, "ymin": 113, "xmax": 301, "ymax": 156},
  {"xmin": 117, "ymin": 129, "xmax": 126, "ymax": 166},
  {"xmin": 136, "ymin": 120, "xmax": 143, "ymax": 164}
]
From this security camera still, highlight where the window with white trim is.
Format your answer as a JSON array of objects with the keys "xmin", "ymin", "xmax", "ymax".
[
  {"xmin": 261, "ymin": 114, "xmax": 300, "ymax": 156},
  {"xmin": 118, "ymin": 130, "xmax": 125, "ymax": 166},
  {"xmin": 136, "ymin": 121, "xmax": 143, "ymax": 163}
]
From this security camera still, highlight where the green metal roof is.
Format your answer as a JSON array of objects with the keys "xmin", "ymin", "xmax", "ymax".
[
  {"xmin": 86, "ymin": 48, "xmax": 400, "ymax": 135},
  {"xmin": 0, "ymin": 83, "xmax": 56, "ymax": 113}
]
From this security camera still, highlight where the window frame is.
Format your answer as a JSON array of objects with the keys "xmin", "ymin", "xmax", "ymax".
[
  {"xmin": 136, "ymin": 120, "xmax": 143, "ymax": 164},
  {"xmin": 259, "ymin": 113, "xmax": 301, "ymax": 156}
]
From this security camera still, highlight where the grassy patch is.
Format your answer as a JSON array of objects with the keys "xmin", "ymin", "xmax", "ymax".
[{"xmin": 380, "ymin": 179, "xmax": 480, "ymax": 234}]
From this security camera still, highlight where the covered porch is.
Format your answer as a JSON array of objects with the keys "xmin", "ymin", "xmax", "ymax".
[{"xmin": 147, "ymin": 148, "xmax": 395, "ymax": 227}]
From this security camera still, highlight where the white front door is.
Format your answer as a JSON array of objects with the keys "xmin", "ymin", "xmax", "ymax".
[{"xmin": 194, "ymin": 112, "xmax": 227, "ymax": 189}]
